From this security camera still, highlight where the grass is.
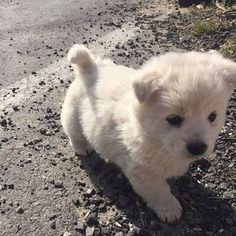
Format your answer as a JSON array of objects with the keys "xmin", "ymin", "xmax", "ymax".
[
  {"xmin": 220, "ymin": 34, "xmax": 236, "ymax": 59},
  {"xmin": 191, "ymin": 19, "xmax": 221, "ymax": 37}
]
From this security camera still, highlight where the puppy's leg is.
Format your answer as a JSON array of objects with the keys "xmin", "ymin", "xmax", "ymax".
[
  {"xmin": 61, "ymin": 90, "xmax": 92, "ymax": 156},
  {"xmin": 127, "ymin": 169, "xmax": 182, "ymax": 224}
]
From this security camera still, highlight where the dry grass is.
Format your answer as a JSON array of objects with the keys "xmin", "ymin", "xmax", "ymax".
[
  {"xmin": 220, "ymin": 34, "xmax": 236, "ymax": 60},
  {"xmin": 191, "ymin": 19, "xmax": 221, "ymax": 37}
]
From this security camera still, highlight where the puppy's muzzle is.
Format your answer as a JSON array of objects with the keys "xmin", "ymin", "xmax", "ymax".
[{"xmin": 187, "ymin": 142, "xmax": 207, "ymax": 156}]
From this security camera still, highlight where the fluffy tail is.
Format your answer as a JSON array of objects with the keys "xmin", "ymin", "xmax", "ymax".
[{"xmin": 67, "ymin": 44, "xmax": 98, "ymax": 86}]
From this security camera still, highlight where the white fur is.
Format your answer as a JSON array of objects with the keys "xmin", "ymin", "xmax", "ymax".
[{"xmin": 61, "ymin": 44, "xmax": 236, "ymax": 224}]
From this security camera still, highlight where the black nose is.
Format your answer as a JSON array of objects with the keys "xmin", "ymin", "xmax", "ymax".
[{"xmin": 187, "ymin": 142, "xmax": 207, "ymax": 156}]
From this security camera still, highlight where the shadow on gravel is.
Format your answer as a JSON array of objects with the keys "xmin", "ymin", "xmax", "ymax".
[{"xmin": 76, "ymin": 152, "xmax": 236, "ymax": 235}]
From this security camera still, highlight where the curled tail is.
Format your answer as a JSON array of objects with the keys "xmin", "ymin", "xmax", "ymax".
[{"xmin": 67, "ymin": 44, "xmax": 98, "ymax": 86}]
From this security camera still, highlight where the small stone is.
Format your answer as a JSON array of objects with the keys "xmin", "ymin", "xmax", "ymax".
[
  {"xmin": 73, "ymin": 199, "xmax": 81, "ymax": 207},
  {"xmin": 197, "ymin": 158, "xmax": 211, "ymax": 171},
  {"xmin": 219, "ymin": 183, "xmax": 228, "ymax": 190},
  {"xmin": 133, "ymin": 225, "xmax": 141, "ymax": 234},
  {"xmin": 8, "ymin": 184, "xmax": 14, "ymax": 189},
  {"xmin": 98, "ymin": 203, "xmax": 106, "ymax": 212},
  {"xmin": 75, "ymin": 221, "xmax": 85, "ymax": 232},
  {"xmin": 16, "ymin": 207, "xmax": 24, "ymax": 214},
  {"xmin": 86, "ymin": 213, "xmax": 98, "ymax": 226},
  {"xmin": 50, "ymin": 221, "xmax": 56, "ymax": 229},
  {"xmin": 50, "ymin": 160, "xmax": 57, "ymax": 166},
  {"xmin": 40, "ymin": 128, "xmax": 47, "ymax": 135},
  {"xmin": 46, "ymin": 108, "xmax": 52, "ymax": 113},
  {"xmin": 84, "ymin": 189, "xmax": 95, "ymax": 197},
  {"xmin": 12, "ymin": 106, "xmax": 19, "ymax": 111},
  {"xmin": 63, "ymin": 232, "xmax": 71, "ymax": 236},
  {"xmin": 48, "ymin": 212, "xmax": 57, "ymax": 220},
  {"xmin": 115, "ymin": 232, "xmax": 124, "ymax": 236},
  {"xmin": 85, "ymin": 226, "xmax": 95, "ymax": 236},
  {"xmin": 0, "ymin": 119, "xmax": 7, "ymax": 127},
  {"xmin": 193, "ymin": 227, "xmax": 202, "ymax": 232},
  {"xmin": 54, "ymin": 181, "xmax": 64, "ymax": 188},
  {"xmin": 223, "ymin": 191, "xmax": 234, "ymax": 199},
  {"xmin": 206, "ymin": 183, "xmax": 216, "ymax": 189}
]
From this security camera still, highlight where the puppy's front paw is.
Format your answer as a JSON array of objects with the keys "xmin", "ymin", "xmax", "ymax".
[
  {"xmin": 70, "ymin": 140, "xmax": 93, "ymax": 156},
  {"xmin": 154, "ymin": 195, "xmax": 182, "ymax": 224}
]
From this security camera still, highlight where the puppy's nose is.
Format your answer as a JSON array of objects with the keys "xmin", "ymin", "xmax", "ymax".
[{"xmin": 187, "ymin": 142, "xmax": 207, "ymax": 156}]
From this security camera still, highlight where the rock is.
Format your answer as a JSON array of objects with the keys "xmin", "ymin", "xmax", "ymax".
[
  {"xmin": 223, "ymin": 191, "xmax": 234, "ymax": 199},
  {"xmin": 85, "ymin": 226, "xmax": 95, "ymax": 236},
  {"xmin": 54, "ymin": 181, "xmax": 64, "ymax": 188},
  {"xmin": 86, "ymin": 213, "xmax": 98, "ymax": 226},
  {"xmin": 197, "ymin": 158, "xmax": 211, "ymax": 171},
  {"xmin": 40, "ymin": 128, "xmax": 47, "ymax": 135},
  {"xmin": 84, "ymin": 189, "xmax": 95, "ymax": 197},
  {"xmin": 63, "ymin": 232, "xmax": 72, "ymax": 236},
  {"xmin": 0, "ymin": 119, "xmax": 7, "ymax": 127},
  {"xmin": 16, "ymin": 207, "xmax": 24, "ymax": 214},
  {"xmin": 12, "ymin": 106, "xmax": 19, "ymax": 111},
  {"xmin": 75, "ymin": 221, "xmax": 85, "ymax": 232},
  {"xmin": 115, "ymin": 232, "xmax": 124, "ymax": 236},
  {"xmin": 73, "ymin": 198, "xmax": 81, "ymax": 207},
  {"xmin": 50, "ymin": 221, "xmax": 56, "ymax": 229}
]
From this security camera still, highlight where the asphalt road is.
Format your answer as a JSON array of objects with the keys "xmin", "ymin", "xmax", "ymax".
[
  {"xmin": 1, "ymin": 0, "xmax": 235, "ymax": 235},
  {"xmin": 0, "ymin": 0, "xmax": 140, "ymax": 87}
]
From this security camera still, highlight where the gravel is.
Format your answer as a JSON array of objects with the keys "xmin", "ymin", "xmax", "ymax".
[{"xmin": 0, "ymin": 0, "xmax": 235, "ymax": 235}]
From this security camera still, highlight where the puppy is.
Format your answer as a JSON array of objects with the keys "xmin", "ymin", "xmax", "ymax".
[{"xmin": 61, "ymin": 45, "xmax": 236, "ymax": 223}]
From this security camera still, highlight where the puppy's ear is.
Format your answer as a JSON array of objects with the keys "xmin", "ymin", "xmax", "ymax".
[
  {"xmin": 222, "ymin": 60, "xmax": 236, "ymax": 87},
  {"xmin": 133, "ymin": 71, "xmax": 161, "ymax": 103}
]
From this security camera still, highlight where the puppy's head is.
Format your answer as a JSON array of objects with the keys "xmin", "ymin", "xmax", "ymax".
[{"xmin": 133, "ymin": 51, "xmax": 236, "ymax": 160}]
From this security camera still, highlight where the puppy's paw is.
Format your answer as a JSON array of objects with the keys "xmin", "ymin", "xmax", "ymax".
[
  {"xmin": 154, "ymin": 195, "xmax": 182, "ymax": 224},
  {"xmin": 70, "ymin": 140, "xmax": 93, "ymax": 156}
]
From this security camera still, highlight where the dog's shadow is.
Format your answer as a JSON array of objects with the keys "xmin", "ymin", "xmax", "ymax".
[{"xmin": 74, "ymin": 152, "xmax": 236, "ymax": 235}]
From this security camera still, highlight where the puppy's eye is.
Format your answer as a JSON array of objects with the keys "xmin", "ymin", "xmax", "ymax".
[
  {"xmin": 208, "ymin": 111, "xmax": 217, "ymax": 123},
  {"xmin": 166, "ymin": 115, "xmax": 183, "ymax": 127}
]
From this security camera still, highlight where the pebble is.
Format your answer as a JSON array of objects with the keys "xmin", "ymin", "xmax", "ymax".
[
  {"xmin": 85, "ymin": 226, "xmax": 95, "ymax": 236},
  {"xmin": 86, "ymin": 213, "xmax": 98, "ymax": 226},
  {"xmin": 197, "ymin": 158, "xmax": 211, "ymax": 171},
  {"xmin": 50, "ymin": 221, "xmax": 56, "ymax": 229},
  {"xmin": 40, "ymin": 128, "xmax": 47, "ymax": 135},
  {"xmin": 219, "ymin": 182, "xmax": 228, "ymax": 190},
  {"xmin": 84, "ymin": 189, "xmax": 95, "ymax": 197},
  {"xmin": 193, "ymin": 227, "xmax": 202, "ymax": 232},
  {"xmin": 75, "ymin": 221, "xmax": 85, "ymax": 232},
  {"xmin": 63, "ymin": 232, "xmax": 71, "ymax": 236},
  {"xmin": 0, "ymin": 119, "xmax": 7, "ymax": 127},
  {"xmin": 115, "ymin": 232, "xmax": 124, "ymax": 236},
  {"xmin": 12, "ymin": 106, "xmax": 19, "ymax": 111},
  {"xmin": 223, "ymin": 191, "xmax": 234, "ymax": 199},
  {"xmin": 54, "ymin": 181, "xmax": 64, "ymax": 188},
  {"xmin": 16, "ymin": 207, "xmax": 24, "ymax": 214},
  {"xmin": 73, "ymin": 198, "xmax": 81, "ymax": 207}
]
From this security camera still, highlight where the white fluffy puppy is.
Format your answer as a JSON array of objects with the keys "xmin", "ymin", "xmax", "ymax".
[{"xmin": 61, "ymin": 44, "xmax": 236, "ymax": 224}]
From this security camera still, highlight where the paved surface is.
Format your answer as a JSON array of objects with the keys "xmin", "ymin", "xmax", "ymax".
[
  {"xmin": 1, "ymin": 0, "xmax": 236, "ymax": 235},
  {"xmin": 0, "ymin": 0, "xmax": 140, "ymax": 87}
]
